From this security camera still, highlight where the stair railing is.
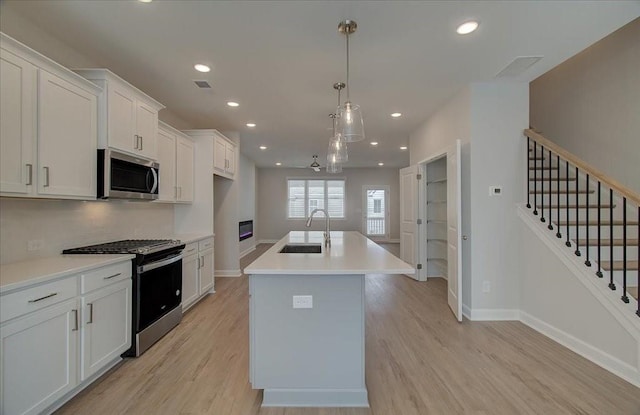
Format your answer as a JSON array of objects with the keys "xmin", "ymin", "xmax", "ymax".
[{"xmin": 524, "ymin": 129, "xmax": 640, "ymax": 317}]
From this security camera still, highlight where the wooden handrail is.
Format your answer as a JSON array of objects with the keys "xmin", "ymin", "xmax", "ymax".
[{"xmin": 524, "ymin": 129, "xmax": 640, "ymax": 206}]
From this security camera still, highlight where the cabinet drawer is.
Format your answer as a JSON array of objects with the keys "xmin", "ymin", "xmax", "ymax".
[
  {"xmin": 183, "ymin": 242, "xmax": 198, "ymax": 257},
  {"xmin": 81, "ymin": 261, "xmax": 132, "ymax": 294},
  {"xmin": 198, "ymin": 238, "xmax": 214, "ymax": 251},
  {"xmin": 1, "ymin": 277, "xmax": 77, "ymax": 323}
]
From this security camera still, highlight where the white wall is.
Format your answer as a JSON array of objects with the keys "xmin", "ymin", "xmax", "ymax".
[
  {"xmin": 239, "ymin": 153, "xmax": 257, "ymax": 257},
  {"xmin": 530, "ymin": 18, "xmax": 640, "ymax": 193},
  {"xmin": 256, "ymin": 168, "xmax": 400, "ymax": 242},
  {"xmin": 0, "ymin": 198, "xmax": 174, "ymax": 264}
]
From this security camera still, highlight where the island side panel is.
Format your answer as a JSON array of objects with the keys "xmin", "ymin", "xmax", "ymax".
[{"xmin": 250, "ymin": 274, "xmax": 365, "ymax": 391}]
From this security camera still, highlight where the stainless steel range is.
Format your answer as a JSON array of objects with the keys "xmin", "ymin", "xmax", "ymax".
[{"xmin": 63, "ymin": 239, "xmax": 185, "ymax": 356}]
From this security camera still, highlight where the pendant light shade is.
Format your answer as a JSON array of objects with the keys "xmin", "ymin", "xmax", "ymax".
[
  {"xmin": 337, "ymin": 20, "xmax": 365, "ymax": 142},
  {"xmin": 327, "ymin": 134, "xmax": 348, "ymax": 163},
  {"xmin": 326, "ymin": 154, "xmax": 343, "ymax": 173}
]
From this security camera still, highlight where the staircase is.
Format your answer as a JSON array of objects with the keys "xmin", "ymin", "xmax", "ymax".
[{"xmin": 524, "ymin": 129, "xmax": 639, "ymax": 317}]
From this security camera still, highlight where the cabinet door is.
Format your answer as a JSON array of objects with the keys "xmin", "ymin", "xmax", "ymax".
[
  {"xmin": 156, "ymin": 128, "xmax": 176, "ymax": 202},
  {"xmin": 107, "ymin": 85, "xmax": 137, "ymax": 154},
  {"xmin": 199, "ymin": 248, "xmax": 214, "ymax": 294},
  {"xmin": 176, "ymin": 135, "xmax": 194, "ymax": 202},
  {"xmin": 0, "ymin": 299, "xmax": 78, "ymax": 415},
  {"xmin": 136, "ymin": 101, "xmax": 158, "ymax": 159},
  {"xmin": 225, "ymin": 143, "xmax": 236, "ymax": 176},
  {"xmin": 0, "ymin": 49, "xmax": 35, "ymax": 195},
  {"xmin": 80, "ymin": 279, "xmax": 131, "ymax": 381},
  {"xmin": 37, "ymin": 70, "xmax": 97, "ymax": 198},
  {"xmin": 182, "ymin": 254, "xmax": 199, "ymax": 310},
  {"xmin": 213, "ymin": 137, "xmax": 227, "ymax": 174}
]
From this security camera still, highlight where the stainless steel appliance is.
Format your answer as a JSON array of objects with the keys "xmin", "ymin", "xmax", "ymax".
[
  {"xmin": 63, "ymin": 239, "xmax": 185, "ymax": 356},
  {"xmin": 98, "ymin": 149, "xmax": 159, "ymax": 200}
]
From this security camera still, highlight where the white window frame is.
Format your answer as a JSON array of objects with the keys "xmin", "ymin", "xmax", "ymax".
[
  {"xmin": 362, "ymin": 185, "xmax": 390, "ymax": 240},
  {"xmin": 287, "ymin": 177, "xmax": 346, "ymax": 220}
]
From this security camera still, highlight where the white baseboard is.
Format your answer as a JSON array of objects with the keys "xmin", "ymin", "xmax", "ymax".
[
  {"xmin": 462, "ymin": 305, "xmax": 519, "ymax": 321},
  {"xmin": 215, "ymin": 269, "xmax": 242, "ymax": 277},
  {"xmin": 520, "ymin": 311, "xmax": 640, "ymax": 388},
  {"xmin": 257, "ymin": 239, "xmax": 278, "ymax": 244},
  {"xmin": 240, "ymin": 245, "xmax": 256, "ymax": 259}
]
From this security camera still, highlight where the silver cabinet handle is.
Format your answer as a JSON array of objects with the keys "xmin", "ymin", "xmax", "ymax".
[
  {"xmin": 43, "ymin": 166, "xmax": 50, "ymax": 187},
  {"xmin": 28, "ymin": 292, "xmax": 57, "ymax": 303},
  {"xmin": 103, "ymin": 272, "xmax": 121, "ymax": 280},
  {"xmin": 139, "ymin": 136, "xmax": 143, "ymax": 151},
  {"xmin": 134, "ymin": 135, "xmax": 139, "ymax": 150},
  {"xmin": 72, "ymin": 309, "xmax": 78, "ymax": 331},
  {"xmin": 185, "ymin": 247, "xmax": 196, "ymax": 254},
  {"xmin": 26, "ymin": 164, "xmax": 33, "ymax": 185},
  {"xmin": 87, "ymin": 303, "xmax": 94, "ymax": 324}
]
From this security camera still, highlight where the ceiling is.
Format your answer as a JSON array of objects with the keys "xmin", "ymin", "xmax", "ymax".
[{"xmin": 3, "ymin": 1, "xmax": 638, "ymax": 168}]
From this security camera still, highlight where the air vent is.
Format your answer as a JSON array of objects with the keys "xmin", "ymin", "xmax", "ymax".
[
  {"xmin": 496, "ymin": 56, "xmax": 543, "ymax": 78},
  {"xmin": 194, "ymin": 80, "xmax": 212, "ymax": 88}
]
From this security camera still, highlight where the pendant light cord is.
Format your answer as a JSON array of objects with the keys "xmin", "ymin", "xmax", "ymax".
[{"xmin": 345, "ymin": 32, "xmax": 350, "ymax": 102}]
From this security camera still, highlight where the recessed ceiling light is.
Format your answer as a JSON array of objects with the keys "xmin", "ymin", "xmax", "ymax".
[
  {"xmin": 259, "ymin": 146, "xmax": 267, "ymax": 150},
  {"xmin": 194, "ymin": 64, "xmax": 210, "ymax": 73},
  {"xmin": 276, "ymin": 162, "xmax": 282, "ymax": 166},
  {"xmin": 378, "ymin": 162, "xmax": 384, "ymax": 166},
  {"xmin": 246, "ymin": 123, "xmax": 256, "ymax": 128},
  {"xmin": 457, "ymin": 20, "xmax": 479, "ymax": 35},
  {"xmin": 391, "ymin": 112, "xmax": 402, "ymax": 118},
  {"xmin": 227, "ymin": 101, "xmax": 239, "ymax": 107},
  {"xmin": 138, "ymin": 0, "xmax": 152, "ymax": 3},
  {"xmin": 370, "ymin": 142, "xmax": 378, "ymax": 146},
  {"xmin": 400, "ymin": 146, "xmax": 408, "ymax": 150}
]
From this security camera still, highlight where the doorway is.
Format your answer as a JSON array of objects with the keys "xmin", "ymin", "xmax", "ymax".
[
  {"xmin": 424, "ymin": 156, "xmax": 448, "ymax": 280},
  {"xmin": 363, "ymin": 185, "xmax": 390, "ymax": 241}
]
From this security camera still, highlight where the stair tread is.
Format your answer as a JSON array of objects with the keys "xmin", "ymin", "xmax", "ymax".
[
  {"xmin": 600, "ymin": 260, "xmax": 639, "ymax": 271},
  {"xmin": 629, "ymin": 287, "xmax": 638, "ymax": 301},
  {"xmin": 529, "ymin": 190, "xmax": 594, "ymax": 194},
  {"xmin": 577, "ymin": 238, "xmax": 639, "ymax": 246},
  {"xmin": 556, "ymin": 220, "xmax": 639, "ymax": 226}
]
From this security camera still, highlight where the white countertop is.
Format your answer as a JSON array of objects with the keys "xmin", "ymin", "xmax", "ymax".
[
  {"xmin": 0, "ymin": 254, "xmax": 135, "ymax": 294},
  {"xmin": 244, "ymin": 231, "xmax": 414, "ymax": 275},
  {"xmin": 171, "ymin": 233, "xmax": 214, "ymax": 244}
]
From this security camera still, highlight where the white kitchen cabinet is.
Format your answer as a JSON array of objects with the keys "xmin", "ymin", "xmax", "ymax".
[
  {"xmin": 0, "ymin": 33, "xmax": 101, "ymax": 200},
  {"xmin": 157, "ymin": 122, "xmax": 194, "ymax": 203},
  {"xmin": 181, "ymin": 237, "xmax": 215, "ymax": 312},
  {"xmin": 0, "ymin": 299, "xmax": 79, "ymax": 415},
  {"xmin": 74, "ymin": 68, "xmax": 164, "ymax": 160},
  {"xmin": 212, "ymin": 131, "xmax": 236, "ymax": 179},
  {"xmin": 199, "ymin": 248, "xmax": 215, "ymax": 294}
]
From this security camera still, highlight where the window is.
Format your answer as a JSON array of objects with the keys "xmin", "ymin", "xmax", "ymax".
[
  {"xmin": 287, "ymin": 179, "xmax": 345, "ymax": 219},
  {"xmin": 373, "ymin": 199, "xmax": 382, "ymax": 214}
]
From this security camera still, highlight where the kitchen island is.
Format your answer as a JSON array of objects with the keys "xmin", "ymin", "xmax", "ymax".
[{"xmin": 244, "ymin": 231, "xmax": 414, "ymax": 407}]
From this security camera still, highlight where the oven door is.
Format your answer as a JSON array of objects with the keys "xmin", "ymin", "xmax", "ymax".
[
  {"xmin": 136, "ymin": 253, "xmax": 182, "ymax": 332},
  {"xmin": 99, "ymin": 149, "xmax": 159, "ymax": 200}
]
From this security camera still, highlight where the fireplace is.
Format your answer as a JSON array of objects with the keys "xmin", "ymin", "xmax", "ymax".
[{"xmin": 239, "ymin": 220, "xmax": 253, "ymax": 241}]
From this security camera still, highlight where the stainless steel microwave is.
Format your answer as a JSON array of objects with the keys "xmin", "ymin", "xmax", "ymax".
[{"xmin": 98, "ymin": 149, "xmax": 159, "ymax": 200}]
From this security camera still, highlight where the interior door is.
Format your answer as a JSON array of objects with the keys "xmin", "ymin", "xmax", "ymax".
[
  {"xmin": 446, "ymin": 140, "xmax": 463, "ymax": 321},
  {"xmin": 399, "ymin": 165, "xmax": 420, "ymax": 280}
]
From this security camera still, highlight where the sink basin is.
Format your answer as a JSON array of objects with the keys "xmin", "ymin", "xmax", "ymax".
[{"xmin": 279, "ymin": 243, "xmax": 322, "ymax": 254}]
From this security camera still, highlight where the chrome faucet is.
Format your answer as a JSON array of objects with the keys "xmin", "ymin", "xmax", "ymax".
[{"xmin": 306, "ymin": 208, "xmax": 331, "ymax": 247}]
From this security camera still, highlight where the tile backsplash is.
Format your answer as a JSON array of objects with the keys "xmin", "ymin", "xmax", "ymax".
[{"xmin": 0, "ymin": 198, "xmax": 174, "ymax": 264}]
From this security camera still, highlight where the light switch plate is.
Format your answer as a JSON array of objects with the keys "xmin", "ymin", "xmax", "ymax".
[{"xmin": 293, "ymin": 295, "xmax": 313, "ymax": 309}]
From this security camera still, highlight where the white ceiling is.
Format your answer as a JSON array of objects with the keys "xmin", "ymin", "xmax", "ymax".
[{"xmin": 4, "ymin": 1, "xmax": 639, "ymax": 168}]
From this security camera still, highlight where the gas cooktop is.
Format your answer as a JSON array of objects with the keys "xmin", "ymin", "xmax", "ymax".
[{"xmin": 63, "ymin": 239, "xmax": 183, "ymax": 255}]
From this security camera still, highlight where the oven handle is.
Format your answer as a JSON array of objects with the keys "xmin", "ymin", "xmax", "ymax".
[{"xmin": 138, "ymin": 253, "xmax": 182, "ymax": 274}]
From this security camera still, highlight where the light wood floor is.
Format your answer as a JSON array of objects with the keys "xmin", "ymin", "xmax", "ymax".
[{"xmin": 57, "ymin": 244, "xmax": 640, "ymax": 415}]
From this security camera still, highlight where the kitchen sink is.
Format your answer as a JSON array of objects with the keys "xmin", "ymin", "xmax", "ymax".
[{"xmin": 279, "ymin": 243, "xmax": 322, "ymax": 254}]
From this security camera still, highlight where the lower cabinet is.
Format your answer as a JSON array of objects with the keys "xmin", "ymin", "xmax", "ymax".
[{"xmin": 181, "ymin": 238, "xmax": 215, "ymax": 311}]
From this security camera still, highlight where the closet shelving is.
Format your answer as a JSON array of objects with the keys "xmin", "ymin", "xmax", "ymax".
[{"xmin": 425, "ymin": 157, "xmax": 448, "ymax": 278}]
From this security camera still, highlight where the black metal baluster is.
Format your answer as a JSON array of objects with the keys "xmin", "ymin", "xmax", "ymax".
[
  {"xmin": 574, "ymin": 167, "xmax": 581, "ymax": 256},
  {"xmin": 540, "ymin": 146, "xmax": 546, "ymax": 223},
  {"xmin": 556, "ymin": 155, "xmax": 562, "ymax": 238},
  {"xmin": 548, "ymin": 149, "xmax": 553, "ymax": 230},
  {"xmin": 526, "ymin": 137, "xmax": 531, "ymax": 209},
  {"xmin": 565, "ymin": 161, "xmax": 571, "ymax": 247},
  {"xmin": 533, "ymin": 142, "xmax": 538, "ymax": 216},
  {"xmin": 596, "ymin": 182, "xmax": 603, "ymax": 278},
  {"xmin": 609, "ymin": 189, "xmax": 616, "ymax": 291},
  {"xmin": 622, "ymin": 198, "xmax": 629, "ymax": 303},
  {"xmin": 585, "ymin": 175, "xmax": 591, "ymax": 266}
]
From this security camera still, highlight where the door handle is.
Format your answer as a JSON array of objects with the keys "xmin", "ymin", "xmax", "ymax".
[
  {"xmin": 72, "ymin": 309, "xmax": 78, "ymax": 331},
  {"xmin": 43, "ymin": 166, "xmax": 50, "ymax": 187},
  {"xmin": 87, "ymin": 303, "xmax": 94, "ymax": 324},
  {"xmin": 462, "ymin": 235, "xmax": 468, "ymax": 240},
  {"xmin": 26, "ymin": 164, "xmax": 33, "ymax": 185}
]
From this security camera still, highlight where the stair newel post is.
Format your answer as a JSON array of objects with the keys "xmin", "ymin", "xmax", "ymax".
[
  {"xmin": 526, "ymin": 137, "xmax": 531, "ymax": 209},
  {"xmin": 585, "ymin": 174, "xmax": 591, "ymax": 266},
  {"xmin": 608, "ymin": 188, "xmax": 616, "ymax": 291},
  {"xmin": 621, "ymin": 198, "xmax": 629, "ymax": 303},
  {"xmin": 565, "ymin": 161, "xmax": 571, "ymax": 247},
  {"xmin": 548, "ymin": 149, "xmax": 553, "ymax": 230},
  {"xmin": 556, "ymin": 155, "xmax": 562, "ymax": 238},
  {"xmin": 596, "ymin": 181, "xmax": 603, "ymax": 278},
  {"xmin": 533, "ymin": 142, "xmax": 538, "ymax": 216},
  {"xmin": 540, "ymin": 145, "xmax": 546, "ymax": 223},
  {"xmin": 574, "ymin": 167, "xmax": 581, "ymax": 256}
]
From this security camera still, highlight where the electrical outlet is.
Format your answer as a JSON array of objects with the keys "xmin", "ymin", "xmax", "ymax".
[
  {"xmin": 293, "ymin": 295, "xmax": 313, "ymax": 309},
  {"xmin": 489, "ymin": 186, "xmax": 503, "ymax": 196},
  {"xmin": 27, "ymin": 239, "xmax": 44, "ymax": 251},
  {"xmin": 482, "ymin": 281, "xmax": 491, "ymax": 293}
]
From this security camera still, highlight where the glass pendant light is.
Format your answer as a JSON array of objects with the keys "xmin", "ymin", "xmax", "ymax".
[
  {"xmin": 327, "ymin": 83, "xmax": 348, "ymax": 167},
  {"xmin": 336, "ymin": 20, "xmax": 364, "ymax": 142},
  {"xmin": 326, "ymin": 152, "xmax": 343, "ymax": 173}
]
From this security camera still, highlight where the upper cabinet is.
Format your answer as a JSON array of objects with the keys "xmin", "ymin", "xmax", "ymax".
[
  {"xmin": 156, "ymin": 122, "xmax": 194, "ymax": 203},
  {"xmin": 73, "ymin": 69, "xmax": 165, "ymax": 161},
  {"xmin": 0, "ymin": 33, "xmax": 101, "ymax": 200},
  {"xmin": 212, "ymin": 131, "xmax": 237, "ymax": 180}
]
